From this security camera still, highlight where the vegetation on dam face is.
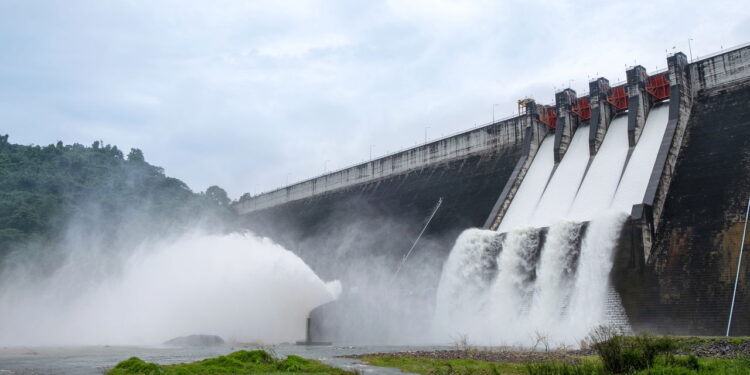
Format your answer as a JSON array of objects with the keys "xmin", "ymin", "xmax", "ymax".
[
  {"xmin": 0, "ymin": 134, "xmax": 236, "ymax": 259},
  {"xmin": 107, "ymin": 350, "xmax": 357, "ymax": 375}
]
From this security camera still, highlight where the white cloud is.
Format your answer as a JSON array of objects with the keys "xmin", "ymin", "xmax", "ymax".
[
  {"xmin": 257, "ymin": 33, "xmax": 353, "ymax": 57},
  {"xmin": 1, "ymin": 1, "xmax": 748, "ymax": 198}
]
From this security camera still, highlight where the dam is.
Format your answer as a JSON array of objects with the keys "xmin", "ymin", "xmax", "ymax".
[{"xmin": 236, "ymin": 44, "xmax": 750, "ymax": 343}]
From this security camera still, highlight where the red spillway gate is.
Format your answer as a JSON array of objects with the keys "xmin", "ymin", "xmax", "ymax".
[
  {"xmin": 607, "ymin": 86, "xmax": 629, "ymax": 112},
  {"xmin": 538, "ymin": 105, "xmax": 557, "ymax": 130},
  {"xmin": 646, "ymin": 73, "xmax": 671, "ymax": 101},
  {"xmin": 572, "ymin": 97, "xmax": 591, "ymax": 121}
]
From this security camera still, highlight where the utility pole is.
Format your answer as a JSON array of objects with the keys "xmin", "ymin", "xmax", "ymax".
[
  {"xmin": 370, "ymin": 144, "xmax": 375, "ymax": 161},
  {"xmin": 424, "ymin": 126, "xmax": 431, "ymax": 144},
  {"xmin": 688, "ymin": 38, "xmax": 694, "ymax": 62},
  {"xmin": 493, "ymin": 103, "xmax": 500, "ymax": 124},
  {"xmin": 727, "ymin": 196, "xmax": 750, "ymax": 336}
]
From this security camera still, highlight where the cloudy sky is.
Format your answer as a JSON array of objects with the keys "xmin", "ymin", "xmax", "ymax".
[{"xmin": 2, "ymin": 1, "xmax": 748, "ymax": 198}]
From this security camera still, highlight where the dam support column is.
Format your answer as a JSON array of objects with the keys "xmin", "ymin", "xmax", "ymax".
[
  {"xmin": 627, "ymin": 65, "xmax": 652, "ymax": 147},
  {"xmin": 632, "ymin": 52, "xmax": 692, "ymax": 260},
  {"xmin": 485, "ymin": 100, "xmax": 550, "ymax": 230},
  {"xmin": 554, "ymin": 88, "xmax": 579, "ymax": 163},
  {"xmin": 588, "ymin": 78, "xmax": 613, "ymax": 155}
]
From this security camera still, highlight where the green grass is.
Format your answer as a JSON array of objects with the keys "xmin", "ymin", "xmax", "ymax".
[
  {"xmin": 361, "ymin": 355, "xmax": 527, "ymax": 375},
  {"xmin": 106, "ymin": 350, "xmax": 357, "ymax": 375},
  {"xmin": 363, "ymin": 354, "xmax": 750, "ymax": 375}
]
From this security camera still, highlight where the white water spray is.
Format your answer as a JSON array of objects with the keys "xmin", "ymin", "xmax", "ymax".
[
  {"xmin": 526, "ymin": 221, "xmax": 584, "ymax": 331},
  {"xmin": 433, "ymin": 229, "xmax": 502, "ymax": 340},
  {"xmin": 564, "ymin": 213, "xmax": 628, "ymax": 338},
  {"xmin": 435, "ymin": 104, "xmax": 671, "ymax": 346},
  {"xmin": 0, "ymin": 232, "xmax": 341, "ymax": 346}
]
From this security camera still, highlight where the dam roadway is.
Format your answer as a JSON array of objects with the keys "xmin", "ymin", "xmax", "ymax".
[{"xmin": 235, "ymin": 44, "xmax": 750, "ymax": 340}]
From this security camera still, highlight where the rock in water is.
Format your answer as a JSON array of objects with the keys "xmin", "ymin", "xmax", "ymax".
[{"xmin": 164, "ymin": 334, "xmax": 224, "ymax": 347}]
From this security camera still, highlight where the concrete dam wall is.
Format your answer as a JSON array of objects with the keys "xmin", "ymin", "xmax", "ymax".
[
  {"xmin": 616, "ymin": 47, "xmax": 750, "ymax": 336},
  {"xmin": 236, "ymin": 44, "xmax": 750, "ymax": 341}
]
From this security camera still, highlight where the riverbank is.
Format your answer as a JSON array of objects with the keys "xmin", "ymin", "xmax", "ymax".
[{"xmin": 352, "ymin": 336, "xmax": 750, "ymax": 375}]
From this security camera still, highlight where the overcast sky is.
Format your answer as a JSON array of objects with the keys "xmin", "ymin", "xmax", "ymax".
[{"xmin": 1, "ymin": 1, "xmax": 748, "ymax": 198}]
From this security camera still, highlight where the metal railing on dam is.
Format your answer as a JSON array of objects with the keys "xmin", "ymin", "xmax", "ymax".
[{"xmin": 235, "ymin": 114, "xmax": 527, "ymax": 214}]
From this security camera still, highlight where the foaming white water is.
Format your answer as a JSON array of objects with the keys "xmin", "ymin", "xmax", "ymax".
[
  {"xmin": 526, "ymin": 221, "xmax": 583, "ymax": 331},
  {"xmin": 435, "ymin": 106, "xmax": 675, "ymax": 345},
  {"xmin": 568, "ymin": 115, "xmax": 630, "ymax": 221},
  {"xmin": 435, "ymin": 216, "xmax": 624, "ymax": 346},
  {"xmin": 564, "ymin": 213, "xmax": 627, "ymax": 340},
  {"xmin": 530, "ymin": 126, "xmax": 591, "ymax": 227},
  {"xmin": 482, "ymin": 228, "xmax": 543, "ymax": 345},
  {"xmin": 490, "ymin": 228, "xmax": 542, "ymax": 321},
  {"xmin": 611, "ymin": 104, "xmax": 670, "ymax": 211},
  {"xmin": 433, "ymin": 229, "xmax": 502, "ymax": 340},
  {"xmin": 0, "ymin": 232, "xmax": 340, "ymax": 346},
  {"xmin": 499, "ymin": 135, "xmax": 556, "ymax": 232},
  {"xmin": 432, "ymin": 228, "xmax": 546, "ymax": 345}
]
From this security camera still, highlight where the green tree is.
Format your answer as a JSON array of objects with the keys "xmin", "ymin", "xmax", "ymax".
[
  {"xmin": 127, "ymin": 148, "xmax": 145, "ymax": 163},
  {"xmin": 206, "ymin": 185, "xmax": 231, "ymax": 207},
  {"xmin": 0, "ymin": 136, "xmax": 237, "ymax": 259}
]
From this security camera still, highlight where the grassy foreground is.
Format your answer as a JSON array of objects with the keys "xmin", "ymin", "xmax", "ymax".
[
  {"xmin": 362, "ymin": 354, "xmax": 750, "ymax": 375},
  {"xmin": 107, "ymin": 350, "xmax": 357, "ymax": 375},
  {"xmin": 362, "ymin": 355, "xmax": 527, "ymax": 374},
  {"xmin": 360, "ymin": 333, "xmax": 750, "ymax": 375}
]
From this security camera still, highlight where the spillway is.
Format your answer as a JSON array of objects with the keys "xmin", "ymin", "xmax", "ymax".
[
  {"xmin": 530, "ymin": 125, "xmax": 591, "ymax": 228},
  {"xmin": 498, "ymin": 136, "xmax": 556, "ymax": 232},
  {"xmin": 435, "ymin": 102, "xmax": 672, "ymax": 346},
  {"xmin": 568, "ymin": 115, "xmax": 630, "ymax": 221},
  {"xmin": 611, "ymin": 104, "xmax": 670, "ymax": 211}
]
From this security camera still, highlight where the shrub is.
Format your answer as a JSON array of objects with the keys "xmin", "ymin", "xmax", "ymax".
[
  {"xmin": 228, "ymin": 350, "xmax": 275, "ymax": 364},
  {"xmin": 111, "ymin": 357, "xmax": 163, "ymax": 375},
  {"xmin": 588, "ymin": 326, "xmax": 625, "ymax": 373},
  {"xmin": 277, "ymin": 355, "xmax": 309, "ymax": 371},
  {"xmin": 588, "ymin": 326, "xmax": 677, "ymax": 374}
]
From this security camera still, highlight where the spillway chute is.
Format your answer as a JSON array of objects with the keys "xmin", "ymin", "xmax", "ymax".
[{"xmin": 434, "ymin": 97, "xmax": 672, "ymax": 346}]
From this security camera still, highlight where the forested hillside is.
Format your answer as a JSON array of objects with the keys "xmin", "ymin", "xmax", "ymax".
[{"xmin": 0, "ymin": 134, "xmax": 235, "ymax": 258}]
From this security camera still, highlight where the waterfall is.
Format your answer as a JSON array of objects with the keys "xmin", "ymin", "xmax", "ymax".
[
  {"xmin": 526, "ymin": 221, "xmax": 585, "ymax": 331},
  {"xmin": 433, "ymin": 229, "xmax": 503, "ymax": 341},
  {"xmin": 435, "ymin": 102, "xmax": 671, "ymax": 347},
  {"xmin": 564, "ymin": 213, "xmax": 627, "ymax": 341},
  {"xmin": 490, "ymin": 228, "xmax": 544, "ymax": 318}
]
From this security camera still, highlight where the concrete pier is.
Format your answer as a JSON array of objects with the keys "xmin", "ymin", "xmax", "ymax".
[
  {"xmin": 484, "ymin": 100, "xmax": 549, "ymax": 230},
  {"xmin": 554, "ymin": 88, "xmax": 580, "ymax": 163},
  {"xmin": 588, "ymin": 77, "xmax": 614, "ymax": 155},
  {"xmin": 626, "ymin": 65, "xmax": 652, "ymax": 147}
]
